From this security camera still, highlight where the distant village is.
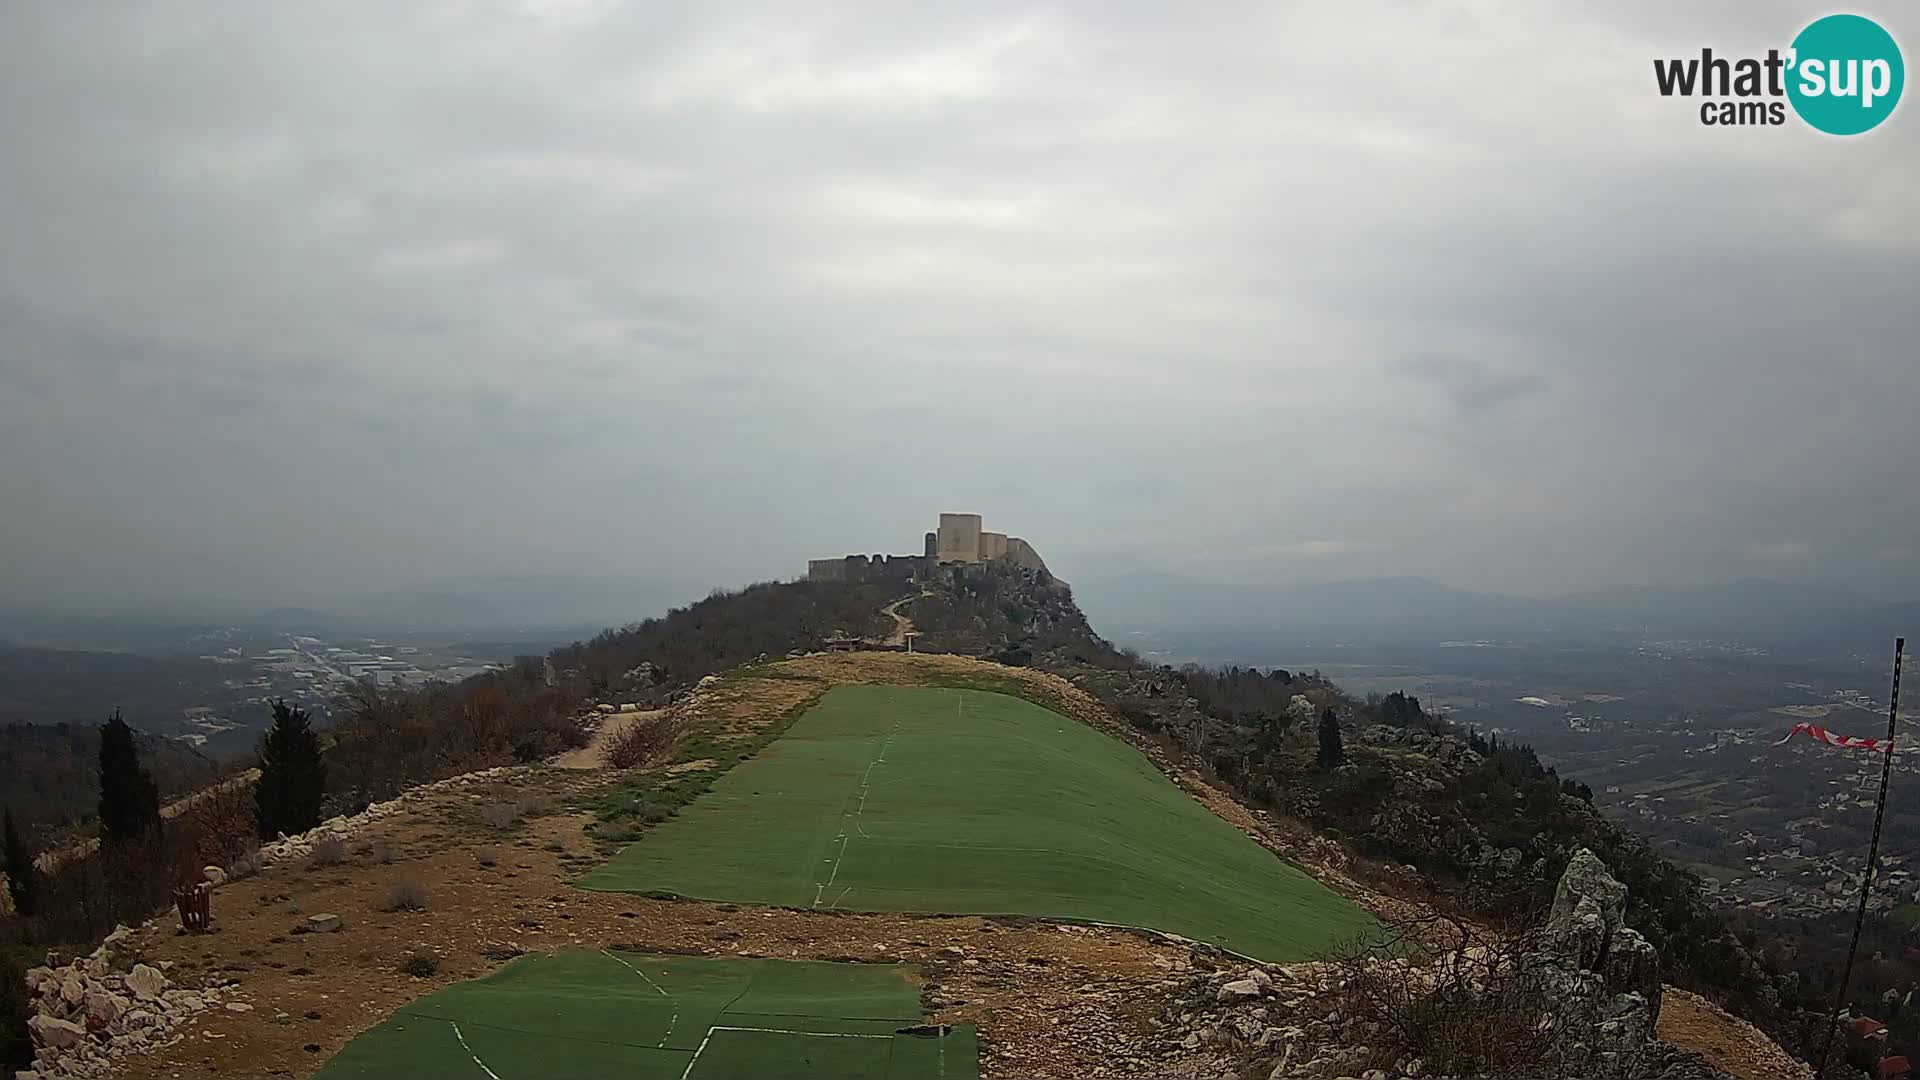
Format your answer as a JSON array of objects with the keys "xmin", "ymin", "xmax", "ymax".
[{"xmin": 172, "ymin": 634, "xmax": 502, "ymax": 747}]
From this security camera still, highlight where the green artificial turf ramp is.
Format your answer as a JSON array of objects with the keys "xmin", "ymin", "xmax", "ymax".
[
  {"xmin": 581, "ymin": 684, "xmax": 1375, "ymax": 961},
  {"xmin": 314, "ymin": 951, "xmax": 973, "ymax": 1080}
]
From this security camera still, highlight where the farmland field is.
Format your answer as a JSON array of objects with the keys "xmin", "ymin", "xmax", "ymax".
[
  {"xmin": 314, "ymin": 951, "xmax": 973, "ymax": 1080},
  {"xmin": 582, "ymin": 685, "xmax": 1374, "ymax": 961}
]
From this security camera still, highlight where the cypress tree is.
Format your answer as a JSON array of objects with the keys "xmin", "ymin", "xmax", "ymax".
[
  {"xmin": 1316, "ymin": 707, "xmax": 1346, "ymax": 769},
  {"xmin": 2, "ymin": 807, "xmax": 34, "ymax": 916},
  {"xmin": 255, "ymin": 699, "xmax": 327, "ymax": 839},
  {"xmin": 98, "ymin": 710, "xmax": 161, "ymax": 843}
]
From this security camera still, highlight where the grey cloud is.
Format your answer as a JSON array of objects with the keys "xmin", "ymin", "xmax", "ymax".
[
  {"xmin": 1394, "ymin": 354, "xmax": 1549, "ymax": 415},
  {"xmin": 0, "ymin": 1, "xmax": 1916, "ymax": 613}
]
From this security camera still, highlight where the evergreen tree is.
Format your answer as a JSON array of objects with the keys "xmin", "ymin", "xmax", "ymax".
[
  {"xmin": 2, "ymin": 950, "xmax": 29, "ymax": 1077},
  {"xmin": 97, "ymin": 710, "xmax": 161, "ymax": 843},
  {"xmin": 2, "ymin": 807, "xmax": 34, "ymax": 916},
  {"xmin": 255, "ymin": 699, "xmax": 327, "ymax": 839},
  {"xmin": 1316, "ymin": 707, "xmax": 1346, "ymax": 769}
]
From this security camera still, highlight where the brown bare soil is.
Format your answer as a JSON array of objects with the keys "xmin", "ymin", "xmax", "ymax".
[
  {"xmin": 552, "ymin": 709, "xmax": 666, "ymax": 769},
  {"xmin": 1658, "ymin": 987, "xmax": 1813, "ymax": 1080},
  {"xmin": 106, "ymin": 764, "xmax": 1190, "ymax": 1078}
]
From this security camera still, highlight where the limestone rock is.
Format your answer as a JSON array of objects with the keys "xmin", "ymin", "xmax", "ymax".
[
  {"xmin": 1551, "ymin": 848, "xmax": 1627, "ymax": 942},
  {"xmin": 307, "ymin": 913, "xmax": 343, "ymax": 933},
  {"xmin": 1606, "ymin": 927, "xmax": 1663, "ymax": 1023},
  {"xmin": 84, "ymin": 991, "xmax": 124, "ymax": 1028},
  {"xmin": 28, "ymin": 1015, "xmax": 87, "ymax": 1050},
  {"xmin": 124, "ymin": 964, "xmax": 166, "ymax": 1001},
  {"xmin": 1216, "ymin": 978, "xmax": 1266, "ymax": 1003},
  {"xmin": 59, "ymin": 975, "xmax": 86, "ymax": 1007}
]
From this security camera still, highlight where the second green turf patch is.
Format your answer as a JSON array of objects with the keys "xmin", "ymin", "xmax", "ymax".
[
  {"xmin": 314, "ymin": 951, "xmax": 974, "ymax": 1080},
  {"xmin": 582, "ymin": 684, "xmax": 1375, "ymax": 961}
]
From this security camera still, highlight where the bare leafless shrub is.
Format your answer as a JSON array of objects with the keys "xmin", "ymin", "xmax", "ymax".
[
  {"xmin": 604, "ymin": 715, "xmax": 686, "ymax": 769},
  {"xmin": 306, "ymin": 836, "xmax": 346, "ymax": 869},
  {"xmin": 474, "ymin": 802, "xmax": 519, "ymax": 830},
  {"xmin": 383, "ymin": 878, "xmax": 428, "ymax": 912},
  {"xmin": 225, "ymin": 848, "xmax": 263, "ymax": 882},
  {"xmin": 1319, "ymin": 906, "xmax": 1572, "ymax": 1080}
]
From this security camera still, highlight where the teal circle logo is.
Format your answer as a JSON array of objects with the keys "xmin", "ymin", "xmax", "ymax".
[{"xmin": 1787, "ymin": 14, "xmax": 1904, "ymax": 135}]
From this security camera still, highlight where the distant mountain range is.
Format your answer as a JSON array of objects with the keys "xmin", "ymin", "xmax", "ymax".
[
  {"xmin": 0, "ymin": 574, "xmax": 713, "ymax": 653},
  {"xmin": 1073, "ymin": 573, "xmax": 1914, "ymax": 656}
]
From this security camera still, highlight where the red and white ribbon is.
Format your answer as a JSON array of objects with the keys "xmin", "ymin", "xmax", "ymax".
[{"xmin": 1774, "ymin": 722, "xmax": 1895, "ymax": 754}]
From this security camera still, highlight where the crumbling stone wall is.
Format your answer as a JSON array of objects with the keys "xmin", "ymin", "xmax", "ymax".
[
  {"xmin": 810, "ymin": 513, "xmax": 1049, "ymax": 579},
  {"xmin": 806, "ymin": 554, "xmax": 927, "ymax": 583}
]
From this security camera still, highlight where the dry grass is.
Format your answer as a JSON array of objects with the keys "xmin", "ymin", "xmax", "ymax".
[
  {"xmin": 1318, "ymin": 908, "xmax": 1577, "ymax": 1079},
  {"xmin": 604, "ymin": 714, "xmax": 687, "ymax": 769},
  {"xmin": 382, "ymin": 879, "xmax": 429, "ymax": 912},
  {"xmin": 226, "ymin": 848, "xmax": 264, "ymax": 882},
  {"xmin": 306, "ymin": 837, "xmax": 347, "ymax": 869},
  {"xmin": 398, "ymin": 951, "xmax": 438, "ymax": 977}
]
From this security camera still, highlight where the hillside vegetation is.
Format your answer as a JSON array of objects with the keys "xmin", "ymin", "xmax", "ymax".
[
  {"xmin": 312, "ymin": 560, "xmax": 1820, "ymax": 1042},
  {"xmin": 3, "ymin": 561, "xmax": 1830, "ymax": 1078},
  {"xmin": 898, "ymin": 561, "xmax": 1822, "ymax": 1055}
]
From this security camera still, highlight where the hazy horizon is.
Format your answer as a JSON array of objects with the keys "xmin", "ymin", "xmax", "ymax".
[{"xmin": 4, "ymin": 2, "xmax": 1917, "ymax": 616}]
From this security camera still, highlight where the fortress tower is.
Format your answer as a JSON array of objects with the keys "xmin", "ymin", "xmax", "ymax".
[{"xmin": 935, "ymin": 512, "xmax": 984, "ymax": 563}]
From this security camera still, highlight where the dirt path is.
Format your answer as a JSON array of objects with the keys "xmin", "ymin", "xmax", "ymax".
[
  {"xmin": 878, "ymin": 592, "xmax": 921, "ymax": 646},
  {"xmin": 1658, "ymin": 987, "xmax": 1813, "ymax": 1080},
  {"xmin": 35, "ymin": 768, "xmax": 262, "ymax": 872},
  {"xmin": 553, "ymin": 709, "xmax": 665, "ymax": 769}
]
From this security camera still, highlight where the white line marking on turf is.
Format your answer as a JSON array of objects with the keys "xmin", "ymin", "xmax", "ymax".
[
  {"xmin": 602, "ymin": 948, "xmax": 678, "ymax": 1048},
  {"xmin": 813, "ymin": 717, "xmax": 899, "ymax": 907},
  {"xmin": 712, "ymin": 1025, "xmax": 893, "ymax": 1037},
  {"xmin": 852, "ymin": 725, "xmax": 897, "ymax": 839},
  {"xmin": 679, "ymin": 1028, "xmax": 716, "ymax": 1080},
  {"xmin": 447, "ymin": 1020, "xmax": 503, "ymax": 1080},
  {"xmin": 678, "ymin": 1025, "xmax": 895, "ymax": 1080}
]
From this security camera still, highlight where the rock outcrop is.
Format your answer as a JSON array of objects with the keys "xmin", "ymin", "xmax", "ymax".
[
  {"xmin": 1152, "ymin": 849, "xmax": 1740, "ymax": 1080},
  {"xmin": 19, "ymin": 924, "xmax": 235, "ymax": 1080}
]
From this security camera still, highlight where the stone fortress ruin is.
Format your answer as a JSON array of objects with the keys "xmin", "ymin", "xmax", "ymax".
[{"xmin": 807, "ymin": 513, "xmax": 1049, "ymax": 583}]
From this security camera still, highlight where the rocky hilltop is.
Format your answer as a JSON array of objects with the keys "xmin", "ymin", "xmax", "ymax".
[{"xmin": 4, "ymin": 567, "xmax": 1824, "ymax": 1080}]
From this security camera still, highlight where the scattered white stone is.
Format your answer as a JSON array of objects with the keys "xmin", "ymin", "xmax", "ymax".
[
  {"xmin": 125, "ymin": 964, "xmax": 167, "ymax": 1000},
  {"xmin": 224, "ymin": 1002, "xmax": 253, "ymax": 1013},
  {"xmin": 85, "ymin": 991, "xmax": 124, "ymax": 1027},
  {"xmin": 28, "ymin": 1015, "xmax": 87, "ymax": 1049},
  {"xmin": 1215, "ymin": 978, "xmax": 1265, "ymax": 1003},
  {"xmin": 307, "ymin": 913, "xmax": 343, "ymax": 933}
]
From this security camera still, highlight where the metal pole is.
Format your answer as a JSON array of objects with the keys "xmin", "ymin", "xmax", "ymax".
[{"xmin": 1818, "ymin": 637, "xmax": 1905, "ymax": 1079}]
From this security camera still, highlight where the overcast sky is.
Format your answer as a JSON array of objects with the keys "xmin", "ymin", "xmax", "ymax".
[{"xmin": 2, "ymin": 1, "xmax": 1916, "ymax": 614}]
